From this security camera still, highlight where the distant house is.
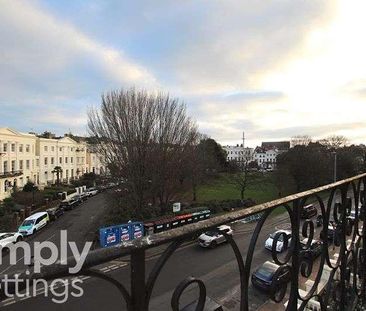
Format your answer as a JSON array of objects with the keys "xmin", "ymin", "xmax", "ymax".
[
  {"xmin": 261, "ymin": 141, "xmax": 290, "ymax": 152},
  {"xmin": 254, "ymin": 146, "xmax": 280, "ymax": 169},
  {"xmin": 223, "ymin": 144, "xmax": 254, "ymax": 163}
]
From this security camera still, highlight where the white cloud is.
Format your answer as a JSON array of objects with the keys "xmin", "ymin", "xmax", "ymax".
[
  {"xmin": 1, "ymin": 0, "xmax": 366, "ymax": 146},
  {"xmin": 0, "ymin": 0, "xmax": 158, "ymax": 98}
]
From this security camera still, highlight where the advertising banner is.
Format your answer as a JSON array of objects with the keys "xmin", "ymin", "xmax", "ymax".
[{"xmin": 99, "ymin": 222, "xmax": 144, "ymax": 248}]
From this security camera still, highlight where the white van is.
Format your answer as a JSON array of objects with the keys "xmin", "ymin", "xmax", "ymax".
[{"xmin": 18, "ymin": 212, "xmax": 49, "ymax": 236}]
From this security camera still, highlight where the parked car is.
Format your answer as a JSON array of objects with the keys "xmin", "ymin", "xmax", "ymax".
[
  {"xmin": 60, "ymin": 198, "xmax": 79, "ymax": 211},
  {"xmin": 86, "ymin": 187, "xmax": 98, "ymax": 197},
  {"xmin": 79, "ymin": 192, "xmax": 88, "ymax": 201},
  {"xmin": 251, "ymin": 261, "xmax": 291, "ymax": 292},
  {"xmin": 265, "ymin": 230, "xmax": 292, "ymax": 253},
  {"xmin": 46, "ymin": 206, "xmax": 64, "ymax": 221},
  {"xmin": 97, "ymin": 185, "xmax": 107, "ymax": 192},
  {"xmin": 0, "ymin": 232, "xmax": 23, "ymax": 248},
  {"xmin": 316, "ymin": 215, "xmax": 323, "ymax": 227},
  {"xmin": 300, "ymin": 204, "xmax": 317, "ymax": 219},
  {"xmin": 106, "ymin": 182, "xmax": 117, "ymax": 189},
  {"xmin": 72, "ymin": 195, "xmax": 83, "ymax": 205},
  {"xmin": 198, "ymin": 225, "xmax": 233, "ymax": 248},
  {"xmin": 18, "ymin": 212, "xmax": 49, "ymax": 236},
  {"xmin": 320, "ymin": 223, "xmax": 340, "ymax": 245},
  {"xmin": 299, "ymin": 238, "xmax": 323, "ymax": 259}
]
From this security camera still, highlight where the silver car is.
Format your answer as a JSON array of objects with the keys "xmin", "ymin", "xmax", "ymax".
[{"xmin": 198, "ymin": 225, "xmax": 233, "ymax": 248}]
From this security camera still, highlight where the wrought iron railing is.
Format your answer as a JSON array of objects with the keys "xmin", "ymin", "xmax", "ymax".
[{"xmin": 1, "ymin": 173, "xmax": 366, "ymax": 310}]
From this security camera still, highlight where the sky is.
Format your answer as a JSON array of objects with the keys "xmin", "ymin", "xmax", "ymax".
[{"xmin": 1, "ymin": 0, "xmax": 366, "ymax": 147}]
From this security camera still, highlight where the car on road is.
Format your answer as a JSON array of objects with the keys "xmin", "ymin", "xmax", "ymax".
[
  {"xmin": 46, "ymin": 205, "xmax": 64, "ymax": 221},
  {"xmin": 300, "ymin": 204, "xmax": 317, "ymax": 219},
  {"xmin": 265, "ymin": 230, "xmax": 292, "ymax": 253},
  {"xmin": 78, "ymin": 192, "xmax": 89, "ymax": 201},
  {"xmin": 72, "ymin": 195, "xmax": 84, "ymax": 205},
  {"xmin": 86, "ymin": 187, "xmax": 98, "ymax": 197},
  {"xmin": 300, "ymin": 238, "xmax": 323, "ymax": 259},
  {"xmin": 60, "ymin": 197, "xmax": 79, "ymax": 211},
  {"xmin": 198, "ymin": 225, "xmax": 233, "ymax": 248},
  {"xmin": 316, "ymin": 215, "xmax": 323, "ymax": 227},
  {"xmin": 251, "ymin": 261, "xmax": 291, "ymax": 292},
  {"xmin": 18, "ymin": 212, "xmax": 49, "ymax": 236},
  {"xmin": 320, "ymin": 224, "xmax": 340, "ymax": 245},
  {"xmin": 0, "ymin": 232, "xmax": 23, "ymax": 248}
]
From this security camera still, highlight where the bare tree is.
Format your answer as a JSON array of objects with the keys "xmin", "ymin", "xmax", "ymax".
[
  {"xmin": 88, "ymin": 88, "xmax": 198, "ymax": 216},
  {"xmin": 291, "ymin": 135, "xmax": 312, "ymax": 147},
  {"xmin": 227, "ymin": 157, "xmax": 262, "ymax": 200},
  {"xmin": 318, "ymin": 135, "xmax": 349, "ymax": 149}
]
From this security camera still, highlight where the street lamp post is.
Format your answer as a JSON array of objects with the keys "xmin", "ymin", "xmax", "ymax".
[
  {"xmin": 32, "ymin": 185, "xmax": 36, "ymax": 210},
  {"xmin": 332, "ymin": 151, "xmax": 337, "ymax": 182}
]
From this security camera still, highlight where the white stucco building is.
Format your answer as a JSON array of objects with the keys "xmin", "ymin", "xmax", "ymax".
[
  {"xmin": 37, "ymin": 135, "xmax": 88, "ymax": 185},
  {"xmin": 86, "ymin": 146, "xmax": 105, "ymax": 175},
  {"xmin": 254, "ymin": 147, "xmax": 279, "ymax": 168},
  {"xmin": 223, "ymin": 145, "xmax": 254, "ymax": 162},
  {"xmin": 0, "ymin": 128, "xmax": 39, "ymax": 200},
  {"xmin": 0, "ymin": 128, "xmax": 106, "ymax": 201}
]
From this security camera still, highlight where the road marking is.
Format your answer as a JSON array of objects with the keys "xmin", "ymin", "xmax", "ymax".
[
  {"xmin": 2, "ymin": 298, "xmax": 14, "ymax": 303},
  {"xmin": 3, "ymin": 300, "xmax": 16, "ymax": 306},
  {"xmin": 45, "ymin": 233, "xmax": 57, "ymax": 242}
]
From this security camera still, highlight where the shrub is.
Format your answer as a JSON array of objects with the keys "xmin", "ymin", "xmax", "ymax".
[
  {"xmin": 0, "ymin": 214, "xmax": 14, "ymax": 231},
  {"xmin": 12, "ymin": 191, "xmax": 45, "ymax": 208},
  {"xmin": 23, "ymin": 182, "xmax": 37, "ymax": 192}
]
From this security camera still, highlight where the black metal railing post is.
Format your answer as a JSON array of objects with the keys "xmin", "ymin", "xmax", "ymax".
[
  {"xmin": 361, "ymin": 180, "xmax": 366, "ymax": 303},
  {"xmin": 288, "ymin": 198, "xmax": 300, "ymax": 309},
  {"xmin": 131, "ymin": 249, "xmax": 146, "ymax": 311},
  {"xmin": 339, "ymin": 184, "xmax": 348, "ymax": 308}
]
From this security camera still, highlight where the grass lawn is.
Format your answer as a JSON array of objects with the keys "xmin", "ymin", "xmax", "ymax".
[{"xmin": 195, "ymin": 172, "xmax": 279, "ymax": 204}]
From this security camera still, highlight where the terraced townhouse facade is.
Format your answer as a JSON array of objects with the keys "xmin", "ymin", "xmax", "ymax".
[{"xmin": 0, "ymin": 128, "xmax": 105, "ymax": 201}]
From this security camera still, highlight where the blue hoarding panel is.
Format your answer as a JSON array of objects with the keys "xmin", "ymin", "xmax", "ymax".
[
  {"xmin": 100, "ymin": 222, "xmax": 144, "ymax": 248},
  {"xmin": 130, "ymin": 222, "xmax": 144, "ymax": 240},
  {"xmin": 99, "ymin": 226, "xmax": 120, "ymax": 248},
  {"xmin": 120, "ymin": 225, "xmax": 130, "ymax": 242}
]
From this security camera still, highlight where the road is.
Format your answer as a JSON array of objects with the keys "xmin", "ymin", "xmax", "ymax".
[
  {"xmin": 0, "ymin": 193, "xmax": 348, "ymax": 310},
  {"xmin": 0, "ymin": 193, "xmax": 108, "ymax": 279}
]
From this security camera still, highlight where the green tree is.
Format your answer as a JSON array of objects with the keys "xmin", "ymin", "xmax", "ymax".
[
  {"xmin": 277, "ymin": 143, "xmax": 331, "ymax": 192},
  {"xmin": 52, "ymin": 166, "xmax": 63, "ymax": 185}
]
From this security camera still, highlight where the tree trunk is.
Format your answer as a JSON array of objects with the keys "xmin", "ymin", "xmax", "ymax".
[{"xmin": 192, "ymin": 183, "xmax": 197, "ymax": 201}]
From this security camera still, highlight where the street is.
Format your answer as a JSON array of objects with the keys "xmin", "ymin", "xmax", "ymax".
[{"xmin": 0, "ymin": 194, "xmax": 345, "ymax": 311}]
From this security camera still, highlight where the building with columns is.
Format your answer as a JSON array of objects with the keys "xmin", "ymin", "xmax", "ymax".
[
  {"xmin": 86, "ymin": 146, "xmax": 105, "ymax": 175},
  {"xmin": 36, "ymin": 135, "xmax": 87, "ymax": 185},
  {"xmin": 0, "ymin": 128, "xmax": 106, "ymax": 201},
  {"xmin": 223, "ymin": 144, "xmax": 254, "ymax": 163},
  {"xmin": 0, "ymin": 128, "xmax": 39, "ymax": 200}
]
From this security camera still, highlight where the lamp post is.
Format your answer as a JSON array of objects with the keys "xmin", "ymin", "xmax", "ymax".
[
  {"xmin": 332, "ymin": 151, "xmax": 337, "ymax": 182},
  {"xmin": 32, "ymin": 185, "xmax": 36, "ymax": 209}
]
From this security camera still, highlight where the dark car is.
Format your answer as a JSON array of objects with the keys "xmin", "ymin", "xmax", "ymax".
[
  {"xmin": 300, "ymin": 204, "xmax": 317, "ymax": 219},
  {"xmin": 316, "ymin": 215, "xmax": 323, "ymax": 227},
  {"xmin": 251, "ymin": 261, "xmax": 291, "ymax": 292},
  {"xmin": 59, "ymin": 198, "xmax": 79, "ymax": 211},
  {"xmin": 46, "ymin": 206, "xmax": 64, "ymax": 221},
  {"xmin": 320, "ymin": 223, "xmax": 340, "ymax": 245},
  {"xmin": 300, "ymin": 239, "xmax": 323, "ymax": 259},
  {"xmin": 79, "ymin": 192, "xmax": 88, "ymax": 201},
  {"xmin": 73, "ymin": 195, "xmax": 83, "ymax": 205}
]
